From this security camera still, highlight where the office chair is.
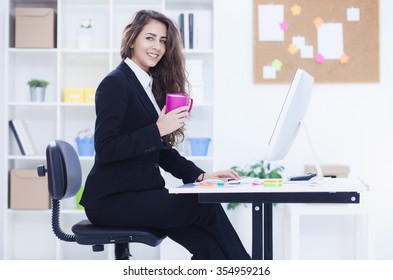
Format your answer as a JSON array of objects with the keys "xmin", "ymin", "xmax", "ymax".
[{"xmin": 37, "ymin": 140, "xmax": 166, "ymax": 260}]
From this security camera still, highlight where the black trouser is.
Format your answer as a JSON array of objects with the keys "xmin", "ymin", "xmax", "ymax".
[{"xmin": 86, "ymin": 188, "xmax": 250, "ymax": 260}]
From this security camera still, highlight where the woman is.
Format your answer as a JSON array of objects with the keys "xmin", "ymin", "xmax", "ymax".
[{"xmin": 80, "ymin": 10, "xmax": 250, "ymax": 260}]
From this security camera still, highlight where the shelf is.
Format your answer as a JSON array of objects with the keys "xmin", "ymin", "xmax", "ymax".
[
  {"xmin": 193, "ymin": 103, "xmax": 214, "ymax": 108},
  {"xmin": 8, "ymin": 48, "xmax": 58, "ymax": 53},
  {"xmin": 7, "ymin": 155, "xmax": 46, "ymax": 160},
  {"xmin": 9, "ymin": 48, "xmax": 112, "ymax": 54},
  {"xmin": 55, "ymin": 209, "xmax": 86, "ymax": 215},
  {"xmin": 3, "ymin": 0, "xmax": 215, "ymax": 260},
  {"xmin": 184, "ymin": 49, "xmax": 214, "ymax": 54},
  {"xmin": 8, "ymin": 102, "xmax": 58, "ymax": 107},
  {"xmin": 79, "ymin": 156, "xmax": 95, "ymax": 161},
  {"xmin": 60, "ymin": 103, "xmax": 95, "ymax": 107},
  {"xmin": 165, "ymin": 0, "xmax": 213, "ymax": 10},
  {"xmin": 7, "ymin": 155, "xmax": 94, "ymax": 161},
  {"xmin": 186, "ymin": 156, "xmax": 214, "ymax": 161},
  {"xmin": 59, "ymin": 48, "xmax": 110, "ymax": 54},
  {"xmin": 8, "ymin": 102, "xmax": 96, "ymax": 107},
  {"xmin": 6, "ymin": 209, "xmax": 51, "ymax": 215}
]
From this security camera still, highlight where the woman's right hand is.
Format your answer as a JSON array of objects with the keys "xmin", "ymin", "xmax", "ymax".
[{"xmin": 156, "ymin": 105, "xmax": 189, "ymax": 136}]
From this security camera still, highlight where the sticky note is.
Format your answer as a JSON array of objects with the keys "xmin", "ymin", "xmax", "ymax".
[
  {"xmin": 340, "ymin": 53, "xmax": 349, "ymax": 64},
  {"xmin": 301, "ymin": 45, "xmax": 314, "ymax": 58},
  {"xmin": 263, "ymin": 66, "xmax": 276, "ymax": 79},
  {"xmin": 317, "ymin": 23, "xmax": 344, "ymax": 60},
  {"xmin": 258, "ymin": 5, "xmax": 285, "ymax": 41},
  {"xmin": 315, "ymin": 54, "xmax": 325, "ymax": 64},
  {"xmin": 291, "ymin": 4, "xmax": 302, "ymax": 16},
  {"xmin": 288, "ymin": 44, "xmax": 299, "ymax": 55},
  {"xmin": 271, "ymin": 59, "xmax": 283, "ymax": 71},
  {"xmin": 347, "ymin": 7, "xmax": 360, "ymax": 22},
  {"xmin": 280, "ymin": 21, "xmax": 289, "ymax": 31},
  {"xmin": 313, "ymin": 17, "xmax": 324, "ymax": 28},
  {"xmin": 264, "ymin": 179, "xmax": 283, "ymax": 187},
  {"xmin": 199, "ymin": 183, "xmax": 217, "ymax": 187},
  {"xmin": 199, "ymin": 180, "xmax": 224, "ymax": 187},
  {"xmin": 292, "ymin": 36, "xmax": 305, "ymax": 49}
]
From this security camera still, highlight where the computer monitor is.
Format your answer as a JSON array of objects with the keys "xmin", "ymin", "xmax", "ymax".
[{"xmin": 263, "ymin": 68, "xmax": 322, "ymax": 179}]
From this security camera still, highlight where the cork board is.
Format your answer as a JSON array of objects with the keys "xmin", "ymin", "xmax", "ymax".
[{"xmin": 253, "ymin": 0, "xmax": 379, "ymax": 83}]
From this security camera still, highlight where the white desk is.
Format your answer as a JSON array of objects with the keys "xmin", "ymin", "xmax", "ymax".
[{"xmin": 169, "ymin": 177, "xmax": 368, "ymax": 260}]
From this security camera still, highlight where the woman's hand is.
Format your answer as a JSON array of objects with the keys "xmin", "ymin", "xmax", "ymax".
[
  {"xmin": 199, "ymin": 169, "xmax": 240, "ymax": 182},
  {"xmin": 156, "ymin": 105, "xmax": 189, "ymax": 136}
]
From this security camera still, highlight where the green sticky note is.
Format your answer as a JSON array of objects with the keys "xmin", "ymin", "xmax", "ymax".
[{"xmin": 271, "ymin": 59, "xmax": 283, "ymax": 71}]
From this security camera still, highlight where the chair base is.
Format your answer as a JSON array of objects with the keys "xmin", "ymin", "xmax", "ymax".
[
  {"xmin": 71, "ymin": 219, "xmax": 166, "ymax": 259},
  {"xmin": 115, "ymin": 243, "xmax": 131, "ymax": 260}
]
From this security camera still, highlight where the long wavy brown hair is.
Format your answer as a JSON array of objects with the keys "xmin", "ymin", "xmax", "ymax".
[{"xmin": 120, "ymin": 10, "xmax": 189, "ymax": 148}]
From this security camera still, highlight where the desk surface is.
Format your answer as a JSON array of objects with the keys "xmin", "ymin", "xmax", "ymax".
[
  {"xmin": 168, "ymin": 177, "xmax": 368, "ymax": 260},
  {"xmin": 168, "ymin": 177, "xmax": 368, "ymax": 194}
]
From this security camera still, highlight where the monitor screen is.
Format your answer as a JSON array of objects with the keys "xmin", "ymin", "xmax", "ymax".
[{"xmin": 264, "ymin": 68, "xmax": 314, "ymax": 161}]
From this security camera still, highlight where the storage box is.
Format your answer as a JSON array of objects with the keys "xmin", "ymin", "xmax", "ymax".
[
  {"xmin": 64, "ymin": 88, "xmax": 84, "ymax": 102},
  {"xmin": 75, "ymin": 137, "xmax": 94, "ymax": 156},
  {"xmin": 190, "ymin": 83, "xmax": 204, "ymax": 105},
  {"xmin": 304, "ymin": 164, "xmax": 350, "ymax": 178},
  {"xmin": 188, "ymin": 138, "xmax": 211, "ymax": 156},
  {"xmin": 9, "ymin": 169, "xmax": 50, "ymax": 210},
  {"xmin": 15, "ymin": 8, "xmax": 56, "ymax": 48},
  {"xmin": 186, "ymin": 60, "xmax": 204, "ymax": 82},
  {"xmin": 84, "ymin": 88, "xmax": 96, "ymax": 103}
]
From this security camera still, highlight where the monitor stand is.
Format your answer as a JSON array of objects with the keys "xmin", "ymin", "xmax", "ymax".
[{"xmin": 299, "ymin": 120, "xmax": 324, "ymax": 181}]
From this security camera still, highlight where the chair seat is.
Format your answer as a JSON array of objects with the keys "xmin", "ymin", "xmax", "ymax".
[{"xmin": 72, "ymin": 219, "xmax": 166, "ymax": 247}]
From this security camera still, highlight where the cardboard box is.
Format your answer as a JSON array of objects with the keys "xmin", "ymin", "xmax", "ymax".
[
  {"xmin": 64, "ymin": 88, "xmax": 84, "ymax": 102},
  {"xmin": 305, "ymin": 164, "xmax": 350, "ymax": 178},
  {"xmin": 15, "ymin": 8, "xmax": 56, "ymax": 48},
  {"xmin": 9, "ymin": 169, "xmax": 50, "ymax": 210}
]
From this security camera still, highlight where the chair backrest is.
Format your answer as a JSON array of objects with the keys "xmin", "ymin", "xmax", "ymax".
[
  {"xmin": 40, "ymin": 140, "xmax": 166, "ymax": 255},
  {"xmin": 46, "ymin": 140, "xmax": 82, "ymax": 200}
]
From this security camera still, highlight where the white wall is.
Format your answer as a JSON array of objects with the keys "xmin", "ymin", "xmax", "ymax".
[{"xmin": 215, "ymin": 0, "xmax": 393, "ymax": 259}]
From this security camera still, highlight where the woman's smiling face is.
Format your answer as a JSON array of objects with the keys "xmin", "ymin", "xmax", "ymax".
[{"xmin": 130, "ymin": 20, "xmax": 167, "ymax": 72}]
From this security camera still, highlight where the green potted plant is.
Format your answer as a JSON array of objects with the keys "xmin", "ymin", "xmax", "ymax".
[
  {"xmin": 227, "ymin": 160, "xmax": 284, "ymax": 210},
  {"xmin": 78, "ymin": 18, "xmax": 94, "ymax": 49},
  {"xmin": 28, "ymin": 79, "xmax": 49, "ymax": 102}
]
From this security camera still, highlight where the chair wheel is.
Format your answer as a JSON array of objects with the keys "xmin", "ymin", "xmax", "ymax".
[
  {"xmin": 37, "ymin": 165, "xmax": 47, "ymax": 177},
  {"xmin": 92, "ymin": 244, "xmax": 104, "ymax": 252}
]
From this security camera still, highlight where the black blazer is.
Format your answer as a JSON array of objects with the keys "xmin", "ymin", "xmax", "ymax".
[{"xmin": 80, "ymin": 61, "xmax": 203, "ymax": 209}]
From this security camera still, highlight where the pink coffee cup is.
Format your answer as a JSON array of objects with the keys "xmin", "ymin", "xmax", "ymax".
[{"xmin": 166, "ymin": 93, "xmax": 193, "ymax": 113}]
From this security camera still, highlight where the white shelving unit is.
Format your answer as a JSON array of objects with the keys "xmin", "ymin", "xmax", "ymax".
[{"xmin": 1, "ymin": 0, "xmax": 215, "ymax": 259}]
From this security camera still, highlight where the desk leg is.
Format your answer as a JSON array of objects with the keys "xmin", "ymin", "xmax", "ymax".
[
  {"xmin": 252, "ymin": 202, "xmax": 263, "ymax": 260},
  {"xmin": 264, "ymin": 203, "xmax": 273, "ymax": 260}
]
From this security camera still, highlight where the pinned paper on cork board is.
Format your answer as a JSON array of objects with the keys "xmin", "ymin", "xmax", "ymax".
[{"xmin": 253, "ymin": 0, "xmax": 379, "ymax": 83}]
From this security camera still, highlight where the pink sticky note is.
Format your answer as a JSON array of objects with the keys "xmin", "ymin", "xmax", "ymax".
[
  {"xmin": 280, "ymin": 21, "xmax": 288, "ymax": 30},
  {"xmin": 315, "ymin": 54, "xmax": 325, "ymax": 64}
]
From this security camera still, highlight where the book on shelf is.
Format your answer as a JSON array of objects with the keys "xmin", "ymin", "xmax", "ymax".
[
  {"xmin": 177, "ymin": 12, "xmax": 195, "ymax": 49},
  {"xmin": 9, "ymin": 119, "xmax": 36, "ymax": 156},
  {"xmin": 179, "ymin": 13, "xmax": 185, "ymax": 47},
  {"xmin": 172, "ymin": 9, "xmax": 213, "ymax": 49},
  {"xmin": 189, "ymin": 13, "xmax": 194, "ymax": 49}
]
